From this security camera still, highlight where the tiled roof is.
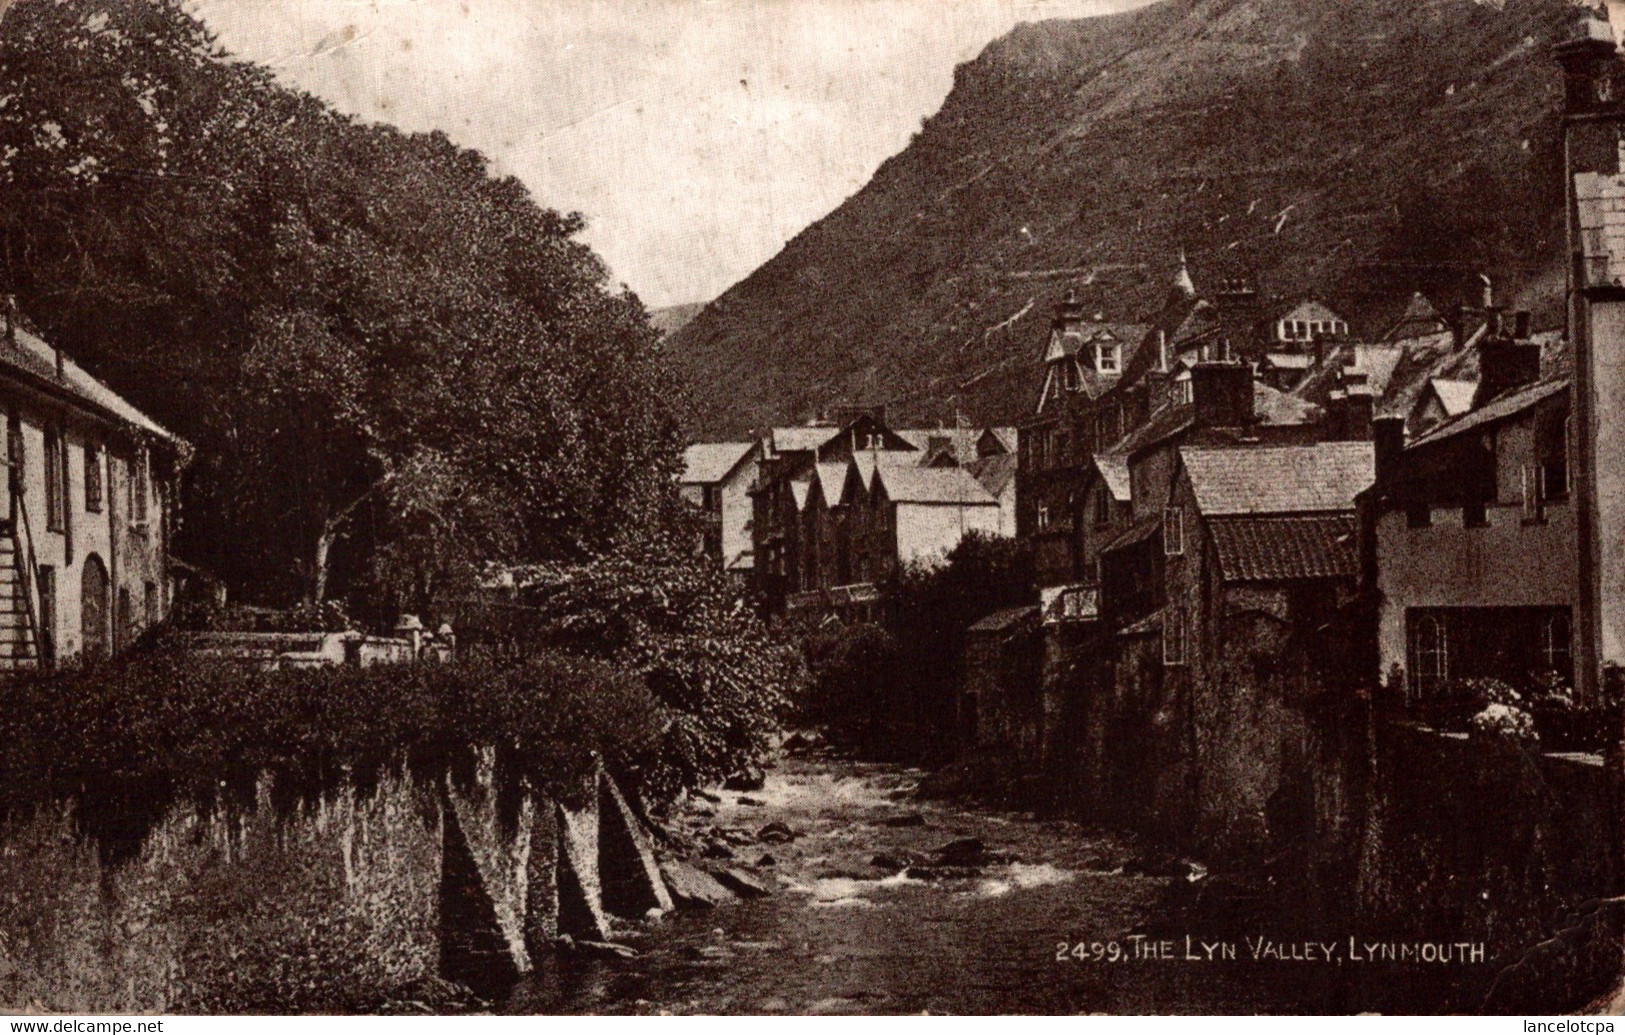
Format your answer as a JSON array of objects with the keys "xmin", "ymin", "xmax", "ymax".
[
  {"xmin": 875, "ymin": 463, "xmax": 998, "ymax": 505},
  {"xmin": 1407, "ymin": 379, "xmax": 1570, "ymax": 451},
  {"xmin": 1094, "ymin": 454, "xmax": 1131, "ymax": 502},
  {"xmin": 1208, "ymin": 514, "xmax": 1359, "ymax": 582},
  {"xmin": 681, "ymin": 441, "xmax": 754, "ymax": 484},
  {"xmin": 1180, "ymin": 442, "xmax": 1374, "ymax": 516},
  {"xmin": 966, "ymin": 453, "xmax": 1017, "ymax": 497},
  {"xmin": 4, "ymin": 327, "xmax": 182, "ymax": 445}
]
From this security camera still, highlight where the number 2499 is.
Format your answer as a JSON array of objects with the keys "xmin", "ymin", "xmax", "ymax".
[{"xmin": 1056, "ymin": 941, "xmax": 1123, "ymax": 962}]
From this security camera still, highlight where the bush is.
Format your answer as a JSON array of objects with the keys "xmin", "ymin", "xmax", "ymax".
[
  {"xmin": 0, "ymin": 635, "xmax": 663, "ymax": 859},
  {"xmin": 798, "ymin": 622, "xmax": 898, "ymax": 733}
]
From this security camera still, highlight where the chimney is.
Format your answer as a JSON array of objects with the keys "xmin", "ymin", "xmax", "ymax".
[
  {"xmin": 1372, "ymin": 415, "xmax": 1406, "ymax": 491},
  {"xmin": 1327, "ymin": 377, "xmax": 1374, "ymax": 442},
  {"xmin": 1514, "ymin": 309, "xmax": 1532, "ymax": 338},
  {"xmin": 1476, "ymin": 330, "xmax": 1542, "ymax": 405},
  {"xmin": 1190, "ymin": 359, "xmax": 1253, "ymax": 428},
  {"xmin": 1054, "ymin": 288, "xmax": 1087, "ymax": 330}
]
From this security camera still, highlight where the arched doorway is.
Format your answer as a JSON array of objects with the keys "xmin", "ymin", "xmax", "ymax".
[{"xmin": 81, "ymin": 554, "xmax": 110, "ymax": 661}]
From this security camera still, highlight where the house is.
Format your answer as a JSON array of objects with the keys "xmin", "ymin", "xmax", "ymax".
[
  {"xmin": 678, "ymin": 441, "xmax": 759, "ymax": 575},
  {"xmin": 0, "ymin": 309, "xmax": 188, "ymax": 671},
  {"xmin": 1366, "ymin": 325, "xmax": 1574, "ymax": 702},
  {"xmin": 750, "ymin": 409, "xmax": 1014, "ymax": 615}
]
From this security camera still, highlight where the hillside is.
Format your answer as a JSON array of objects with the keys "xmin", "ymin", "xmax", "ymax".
[
  {"xmin": 651, "ymin": 302, "xmax": 708, "ymax": 337},
  {"xmin": 668, "ymin": 0, "xmax": 1576, "ymax": 436}
]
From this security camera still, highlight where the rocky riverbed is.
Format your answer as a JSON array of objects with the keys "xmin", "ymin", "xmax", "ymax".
[{"xmin": 503, "ymin": 749, "xmax": 1490, "ymax": 1014}]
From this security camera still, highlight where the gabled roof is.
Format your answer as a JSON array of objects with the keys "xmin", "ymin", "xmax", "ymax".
[
  {"xmin": 814, "ymin": 460, "xmax": 847, "ymax": 508},
  {"xmin": 875, "ymin": 463, "xmax": 998, "ymax": 505},
  {"xmin": 896, "ymin": 427, "xmax": 983, "ymax": 464},
  {"xmin": 1046, "ymin": 322, "xmax": 1150, "ymax": 360},
  {"xmin": 1207, "ymin": 514, "xmax": 1359, "ymax": 582},
  {"xmin": 1180, "ymin": 442, "xmax": 1374, "ymax": 516},
  {"xmin": 789, "ymin": 476, "xmax": 812, "ymax": 511},
  {"xmin": 967, "ymin": 605, "xmax": 1039, "ymax": 634},
  {"xmin": 982, "ymin": 427, "xmax": 1018, "ymax": 454},
  {"xmin": 1382, "ymin": 291, "xmax": 1449, "ymax": 342},
  {"xmin": 4, "ymin": 327, "xmax": 183, "ymax": 447},
  {"xmin": 1428, "ymin": 379, "xmax": 1477, "ymax": 418},
  {"xmin": 681, "ymin": 441, "xmax": 755, "ymax": 484},
  {"xmin": 1407, "ymin": 379, "xmax": 1570, "ymax": 451},
  {"xmin": 1094, "ymin": 454, "xmax": 1131, "ymax": 502},
  {"xmin": 965, "ymin": 453, "xmax": 1017, "ymax": 497}
]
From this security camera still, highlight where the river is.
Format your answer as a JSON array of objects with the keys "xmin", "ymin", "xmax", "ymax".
[{"xmin": 503, "ymin": 753, "xmax": 1486, "ymax": 1015}]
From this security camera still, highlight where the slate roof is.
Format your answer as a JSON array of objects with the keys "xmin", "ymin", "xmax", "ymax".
[
  {"xmin": 896, "ymin": 427, "xmax": 985, "ymax": 464},
  {"xmin": 875, "ymin": 463, "xmax": 998, "ymax": 505},
  {"xmin": 1180, "ymin": 442, "xmax": 1374, "ymax": 516},
  {"xmin": 1207, "ymin": 514, "xmax": 1359, "ymax": 582},
  {"xmin": 1381, "ymin": 291, "xmax": 1449, "ymax": 342},
  {"xmin": 1094, "ymin": 454, "xmax": 1132, "ymax": 502},
  {"xmin": 1407, "ymin": 379, "xmax": 1570, "ymax": 451},
  {"xmin": 681, "ymin": 441, "xmax": 754, "ymax": 484},
  {"xmin": 965, "ymin": 453, "xmax": 1017, "ymax": 497},
  {"xmin": 4, "ymin": 327, "xmax": 183, "ymax": 446}
]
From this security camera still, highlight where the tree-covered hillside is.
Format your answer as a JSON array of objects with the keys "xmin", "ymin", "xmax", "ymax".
[{"xmin": 0, "ymin": 0, "xmax": 686, "ymax": 613}]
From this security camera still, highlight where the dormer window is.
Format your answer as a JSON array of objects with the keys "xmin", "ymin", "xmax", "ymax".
[{"xmin": 1096, "ymin": 342, "xmax": 1120, "ymax": 373}]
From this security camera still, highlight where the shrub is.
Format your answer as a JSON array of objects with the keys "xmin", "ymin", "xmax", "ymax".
[
  {"xmin": 0, "ymin": 635, "xmax": 663, "ymax": 859},
  {"xmin": 1471, "ymin": 701, "xmax": 1539, "ymax": 747},
  {"xmin": 798, "ymin": 621, "xmax": 898, "ymax": 732}
]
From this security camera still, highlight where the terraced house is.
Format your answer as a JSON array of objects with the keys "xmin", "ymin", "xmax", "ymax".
[{"xmin": 0, "ymin": 309, "xmax": 188, "ymax": 672}]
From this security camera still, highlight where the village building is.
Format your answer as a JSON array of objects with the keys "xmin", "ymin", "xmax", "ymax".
[
  {"xmin": 0, "ymin": 310, "xmax": 188, "ymax": 672},
  {"xmin": 678, "ymin": 441, "xmax": 760, "ymax": 576},
  {"xmin": 750, "ymin": 410, "xmax": 1014, "ymax": 615}
]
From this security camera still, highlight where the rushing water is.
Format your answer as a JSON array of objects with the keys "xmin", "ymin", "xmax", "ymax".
[{"xmin": 503, "ymin": 754, "xmax": 1482, "ymax": 1015}]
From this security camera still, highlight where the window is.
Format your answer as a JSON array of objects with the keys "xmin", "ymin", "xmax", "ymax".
[
  {"xmin": 132, "ymin": 447, "xmax": 150, "ymax": 527},
  {"xmin": 43, "ymin": 426, "xmax": 64, "ymax": 532},
  {"xmin": 1037, "ymin": 504, "xmax": 1051, "ymax": 532},
  {"xmin": 1097, "ymin": 343, "xmax": 1120, "ymax": 374},
  {"xmin": 1163, "ymin": 505, "xmax": 1185, "ymax": 556},
  {"xmin": 1521, "ymin": 463, "xmax": 1545, "ymax": 523},
  {"xmin": 83, "ymin": 444, "xmax": 102, "ymax": 513},
  {"xmin": 1545, "ymin": 611, "xmax": 1573, "ymax": 676},
  {"xmin": 5, "ymin": 413, "xmax": 19, "ymax": 493},
  {"xmin": 36, "ymin": 565, "xmax": 55, "ymax": 671},
  {"xmin": 1163, "ymin": 607, "xmax": 1186, "ymax": 666},
  {"xmin": 1095, "ymin": 488, "xmax": 1112, "ymax": 528},
  {"xmin": 1409, "ymin": 612, "xmax": 1448, "ymax": 697},
  {"xmin": 1176, "ymin": 378, "xmax": 1194, "ymax": 406},
  {"xmin": 1462, "ymin": 498, "xmax": 1487, "ymax": 528},
  {"xmin": 1406, "ymin": 500, "xmax": 1432, "ymax": 528},
  {"xmin": 1062, "ymin": 361, "xmax": 1079, "ymax": 392}
]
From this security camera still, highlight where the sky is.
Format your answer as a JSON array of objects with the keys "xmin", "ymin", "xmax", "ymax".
[{"xmin": 189, "ymin": 0, "xmax": 1148, "ymax": 309}]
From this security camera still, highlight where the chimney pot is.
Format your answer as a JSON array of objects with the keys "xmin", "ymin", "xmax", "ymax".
[{"xmin": 1190, "ymin": 359, "xmax": 1254, "ymax": 428}]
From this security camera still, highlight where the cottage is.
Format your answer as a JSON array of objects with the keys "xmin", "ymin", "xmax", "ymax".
[{"xmin": 0, "ymin": 312, "xmax": 187, "ymax": 671}]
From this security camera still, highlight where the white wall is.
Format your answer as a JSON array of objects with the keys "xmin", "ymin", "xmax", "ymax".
[{"xmin": 719, "ymin": 459, "xmax": 756, "ymax": 571}]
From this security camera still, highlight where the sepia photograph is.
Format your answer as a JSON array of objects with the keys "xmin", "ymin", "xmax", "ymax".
[{"xmin": 0, "ymin": 0, "xmax": 1622, "ymax": 1019}]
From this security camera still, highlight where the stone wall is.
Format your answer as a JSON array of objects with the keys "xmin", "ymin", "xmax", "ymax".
[{"xmin": 0, "ymin": 756, "xmax": 665, "ymax": 1012}]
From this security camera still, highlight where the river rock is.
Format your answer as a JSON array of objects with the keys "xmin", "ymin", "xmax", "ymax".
[
  {"xmin": 782, "ymin": 731, "xmax": 824, "ymax": 754},
  {"xmin": 659, "ymin": 860, "xmax": 736, "ymax": 909},
  {"xmin": 932, "ymin": 837, "xmax": 988, "ymax": 866},
  {"xmin": 701, "ymin": 840, "xmax": 736, "ymax": 860},
  {"xmin": 574, "ymin": 939, "xmax": 640, "ymax": 960},
  {"xmin": 757, "ymin": 821, "xmax": 797, "ymax": 844},
  {"xmin": 882, "ymin": 813, "xmax": 926, "ymax": 828},
  {"xmin": 905, "ymin": 864, "xmax": 983, "ymax": 881},
  {"xmin": 707, "ymin": 865, "xmax": 773, "ymax": 898},
  {"xmin": 693, "ymin": 789, "xmax": 722, "ymax": 804},
  {"xmin": 756, "ymin": 853, "xmax": 776, "ymax": 867},
  {"xmin": 713, "ymin": 825, "xmax": 758, "ymax": 846},
  {"xmin": 723, "ymin": 768, "xmax": 766, "ymax": 791},
  {"xmin": 869, "ymin": 852, "xmax": 927, "ymax": 873},
  {"xmin": 737, "ymin": 796, "xmax": 766, "ymax": 807}
]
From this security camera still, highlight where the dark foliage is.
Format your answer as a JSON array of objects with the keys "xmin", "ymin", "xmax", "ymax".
[
  {"xmin": 0, "ymin": 635, "xmax": 664, "ymax": 862},
  {"xmin": 0, "ymin": 0, "xmax": 688, "ymax": 613}
]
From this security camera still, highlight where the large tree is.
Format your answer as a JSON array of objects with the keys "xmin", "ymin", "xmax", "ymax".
[{"xmin": 0, "ymin": 0, "xmax": 687, "ymax": 609}]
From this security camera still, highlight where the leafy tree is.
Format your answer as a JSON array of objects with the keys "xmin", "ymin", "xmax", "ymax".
[{"xmin": 0, "ymin": 0, "xmax": 686, "ymax": 611}]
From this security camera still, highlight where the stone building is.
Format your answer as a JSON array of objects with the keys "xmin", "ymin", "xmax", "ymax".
[{"xmin": 0, "ymin": 312, "xmax": 187, "ymax": 672}]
